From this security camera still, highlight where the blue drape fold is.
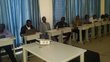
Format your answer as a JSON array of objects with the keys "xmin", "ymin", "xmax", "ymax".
[
  {"xmin": 105, "ymin": 0, "xmax": 110, "ymax": 14},
  {"xmin": 53, "ymin": 0, "xmax": 100, "ymax": 24},
  {"xmin": 0, "ymin": 0, "xmax": 40, "ymax": 47}
]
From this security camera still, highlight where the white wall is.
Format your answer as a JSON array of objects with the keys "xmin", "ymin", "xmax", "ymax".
[
  {"xmin": 101, "ymin": 0, "xmax": 105, "ymax": 15},
  {"xmin": 39, "ymin": 0, "xmax": 53, "ymax": 28}
]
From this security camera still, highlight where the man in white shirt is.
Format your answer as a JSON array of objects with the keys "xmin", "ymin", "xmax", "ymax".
[{"xmin": 40, "ymin": 16, "xmax": 50, "ymax": 39}]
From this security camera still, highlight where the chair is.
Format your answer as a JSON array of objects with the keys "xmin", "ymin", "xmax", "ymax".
[{"xmin": 69, "ymin": 50, "xmax": 100, "ymax": 62}]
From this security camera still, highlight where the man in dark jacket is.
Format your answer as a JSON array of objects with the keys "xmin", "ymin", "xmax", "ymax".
[
  {"xmin": 54, "ymin": 17, "xmax": 71, "ymax": 44},
  {"xmin": 20, "ymin": 20, "xmax": 37, "ymax": 44}
]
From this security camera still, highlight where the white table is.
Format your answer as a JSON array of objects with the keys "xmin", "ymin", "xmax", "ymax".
[
  {"xmin": 47, "ymin": 29, "xmax": 62, "ymax": 42},
  {"xmin": 101, "ymin": 21, "xmax": 108, "ymax": 35},
  {"xmin": 47, "ymin": 27, "xmax": 72, "ymax": 44},
  {"xmin": 94, "ymin": 22, "xmax": 102, "ymax": 37},
  {"xmin": 61, "ymin": 27, "xmax": 72, "ymax": 44},
  {"xmin": 78, "ymin": 24, "xmax": 91, "ymax": 43},
  {"xmin": 107, "ymin": 21, "xmax": 110, "ymax": 34},
  {"xmin": 0, "ymin": 37, "xmax": 15, "ymax": 47},
  {"xmin": 23, "ymin": 32, "xmax": 41, "ymax": 44},
  {"xmin": 0, "ymin": 37, "xmax": 16, "ymax": 56},
  {"xmin": 22, "ymin": 42, "xmax": 86, "ymax": 62}
]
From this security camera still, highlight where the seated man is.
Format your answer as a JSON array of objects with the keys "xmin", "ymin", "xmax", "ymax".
[
  {"xmin": 20, "ymin": 20, "xmax": 37, "ymax": 44},
  {"xmin": 72, "ymin": 15, "xmax": 83, "ymax": 41},
  {"xmin": 40, "ymin": 16, "xmax": 51, "ymax": 39},
  {"xmin": 0, "ymin": 24, "xmax": 17, "ymax": 62},
  {"xmin": 55, "ymin": 17, "xmax": 69, "ymax": 28},
  {"xmin": 54, "ymin": 17, "xmax": 71, "ymax": 44},
  {"xmin": 84, "ymin": 14, "xmax": 92, "ymax": 24},
  {"xmin": 20, "ymin": 20, "xmax": 36, "ymax": 36}
]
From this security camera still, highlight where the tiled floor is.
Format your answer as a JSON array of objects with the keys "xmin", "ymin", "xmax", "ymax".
[
  {"xmin": 72, "ymin": 35, "xmax": 110, "ymax": 62},
  {"xmin": 2, "ymin": 35, "xmax": 110, "ymax": 62}
]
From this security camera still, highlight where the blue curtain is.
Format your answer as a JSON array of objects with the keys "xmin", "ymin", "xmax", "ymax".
[
  {"xmin": 53, "ymin": 0, "xmax": 66, "ymax": 25},
  {"xmin": 105, "ymin": 0, "xmax": 110, "ymax": 14},
  {"xmin": 0, "ymin": 0, "xmax": 40, "ymax": 47},
  {"xmin": 53, "ymin": 0, "xmax": 100, "ymax": 24}
]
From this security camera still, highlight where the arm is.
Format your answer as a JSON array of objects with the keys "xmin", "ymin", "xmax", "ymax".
[
  {"xmin": 54, "ymin": 22, "xmax": 58, "ymax": 29},
  {"xmin": 1, "ymin": 29, "xmax": 13, "ymax": 38},
  {"xmin": 5, "ymin": 30, "xmax": 13, "ymax": 37},
  {"xmin": 40, "ymin": 23, "xmax": 43, "ymax": 33},
  {"xmin": 65, "ymin": 22, "xmax": 69, "ymax": 27},
  {"xmin": 20, "ymin": 26, "xmax": 26, "ymax": 36},
  {"xmin": 48, "ymin": 23, "xmax": 51, "ymax": 30}
]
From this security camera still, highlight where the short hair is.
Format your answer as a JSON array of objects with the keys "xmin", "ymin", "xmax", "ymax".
[
  {"xmin": 26, "ymin": 20, "xmax": 32, "ymax": 24},
  {"xmin": 101, "ymin": 15, "xmax": 105, "ymax": 19},
  {"xmin": 61, "ymin": 17, "xmax": 65, "ymax": 21},
  {"xmin": 42, "ymin": 16, "xmax": 46, "ymax": 20}
]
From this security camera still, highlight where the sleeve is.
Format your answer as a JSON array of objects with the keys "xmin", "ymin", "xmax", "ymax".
[
  {"xmin": 65, "ymin": 22, "xmax": 69, "ymax": 27},
  {"xmin": 31, "ymin": 25, "xmax": 35, "ymax": 29},
  {"xmin": 54, "ymin": 22, "xmax": 58, "ymax": 29},
  {"xmin": 5, "ymin": 30, "xmax": 13, "ymax": 37},
  {"xmin": 40, "ymin": 23, "xmax": 43, "ymax": 33},
  {"xmin": 48, "ymin": 23, "xmax": 51, "ymax": 30},
  {"xmin": 20, "ymin": 26, "xmax": 25, "ymax": 36}
]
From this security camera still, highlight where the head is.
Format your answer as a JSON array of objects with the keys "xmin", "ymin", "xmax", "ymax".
[
  {"xmin": 75, "ymin": 15, "xmax": 80, "ymax": 20},
  {"xmin": 84, "ymin": 15, "xmax": 89, "ymax": 20},
  {"xmin": 42, "ymin": 16, "xmax": 46, "ymax": 23},
  {"xmin": 101, "ymin": 14, "xmax": 105, "ymax": 19},
  {"xmin": 93, "ymin": 15, "xmax": 97, "ymax": 19},
  {"xmin": 0, "ymin": 24, "xmax": 5, "ymax": 33},
  {"xmin": 61, "ymin": 17, "xmax": 65, "ymax": 22},
  {"xmin": 26, "ymin": 20, "xmax": 32, "ymax": 27}
]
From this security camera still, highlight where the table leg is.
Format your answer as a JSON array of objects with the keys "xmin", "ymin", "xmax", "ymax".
[
  {"xmin": 109, "ymin": 24, "xmax": 110, "ymax": 34},
  {"xmin": 98, "ymin": 26, "xmax": 101, "ymax": 37},
  {"xmin": 58, "ymin": 34, "xmax": 63, "ymax": 43},
  {"xmin": 23, "ymin": 49, "xmax": 27, "ymax": 62},
  {"xmin": 80, "ymin": 53, "xmax": 84, "ymax": 62},
  {"xmin": 104, "ymin": 24, "xmax": 107, "ymax": 35},
  {"xmin": 68, "ymin": 34, "xmax": 72, "ymax": 45},
  {"xmin": 79, "ymin": 30, "xmax": 83, "ymax": 43},
  {"xmin": 48, "ymin": 33, "xmax": 52, "ymax": 40},
  {"xmin": 86, "ymin": 29, "xmax": 89, "ymax": 42},
  {"xmin": 91, "ymin": 27, "xmax": 95, "ymax": 38}
]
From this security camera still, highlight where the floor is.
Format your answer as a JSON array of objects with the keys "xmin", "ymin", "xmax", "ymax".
[
  {"xmin": 72, "ymin": 35, "xmax": 110, "ymax": 62},
  {"xmin": 2, "ymin": 34, "xmax": 110, "ymax": 62}
]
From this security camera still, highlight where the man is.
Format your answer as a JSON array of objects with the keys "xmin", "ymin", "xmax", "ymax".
[
  {"xmin": 84, "ymin": 14, "xmax": 91, "ymax": 24},
  {"xmin": 40, "ymin": 16, "xmax": 51, "ymax": 39},
  {"xmin": 40, "ymin": 16, "xmax": 51, "ymax": 33},
  {"xmin": 72, "ymin": 15, "xmax": 83, "ymax": 41},
  {"xmin": 20, "ymin": 20, "xmax": 37, "ymax": 44},
  {"xmin": 20, "ymin": 20, "xmax": 36, "ymax": 36},
  {"xmin": 54, "ymin": 17, "xmax": 71, "ymax": 44},
  {"xmin": 55, "ymin": 17, "xmax": 69, "ymax": 28},
  {"xmin": 0, "ymin": 24, "xmax": 17, "ymax": 62}
]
